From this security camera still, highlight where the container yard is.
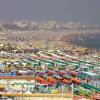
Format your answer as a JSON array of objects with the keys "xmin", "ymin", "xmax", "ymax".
[{"xmin": 0, "ymin": 48, "xmax": 99, "ymax": 100}]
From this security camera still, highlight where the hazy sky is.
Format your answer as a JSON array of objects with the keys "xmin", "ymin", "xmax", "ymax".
[{"xmin": 0, "ymin": 0, "xmax": 100, "ymax": 24}]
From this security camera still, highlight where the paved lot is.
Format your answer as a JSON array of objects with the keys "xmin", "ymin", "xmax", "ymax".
[{"xmin": 14, "ymin": 97, "xmax": 73, "ymax": 100}]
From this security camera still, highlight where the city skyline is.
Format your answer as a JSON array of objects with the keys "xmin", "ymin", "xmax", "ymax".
[{"xmin": 0, "ymin": 0, "xmax": 100, "ymax": 25}]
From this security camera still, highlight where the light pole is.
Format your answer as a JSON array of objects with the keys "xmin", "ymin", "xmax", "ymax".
[
  {"xmin": 61, "ymin": 85, "xmax": 64, "ymax": 100},
  {"xmin": 71, "ymin": 83, "xmax": 74, "ymax": 100}
]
